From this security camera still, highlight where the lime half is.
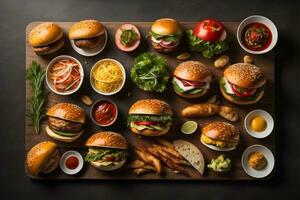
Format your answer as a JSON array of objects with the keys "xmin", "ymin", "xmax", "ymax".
[{"xmin": 181, "ymin": 121, "xmax": 198, "ymax": 135}]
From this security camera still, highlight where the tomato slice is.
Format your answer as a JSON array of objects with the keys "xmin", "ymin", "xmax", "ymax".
[
  {"xmin": 135, "ymin": 121, "xmax": 160, "ymax": 126},
  {"xmin": 230, "ymin": 83, "xmax": 256, "ymax": 97},
  {"xmin": 193, "ymin": 19, "xmax": 225, "ymax": 42},
  {"xmin": 104, "ymin": 156, "xmax": 116, "ymax": 162}
]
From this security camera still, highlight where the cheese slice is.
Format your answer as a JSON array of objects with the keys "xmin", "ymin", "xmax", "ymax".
[{"xmin": 173, "ymin": 77, "xmax": 195, "ymax": 92}]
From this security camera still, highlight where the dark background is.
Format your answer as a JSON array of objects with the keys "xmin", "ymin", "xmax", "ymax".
[{"xmin": 1, "ymin": 0, "xmax": 300, "ymax": 199}]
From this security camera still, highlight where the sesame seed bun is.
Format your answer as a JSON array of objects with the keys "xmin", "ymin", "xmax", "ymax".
[
  {"xmin": 26, "ymin": 141, "xmax": 60, "ymax": 176},
  {"xmin": 220, "ymin": 86, "xmax": 265, "ymax": 105},
  {"xmin": 174, "ymin": 61, "xmax": 211, "ymax": 82},
  {"xmin": 129, "ymin": 99, "xmax": 173, "ymax": 115},
  {"xmin": 28, "ymin": 22, "xmax": 63, "ymax": 47},
  {"xmin": 46, "ymin": 103, "xmax": 86, "ymax": 124},
  {"xmin": 202, "ymin": 121, "xmax": 240, "ymax": 143},
  {"xmin": 85, "ymin": 131, "xmax": 128, "ymax": 150},
  {"xmin": 224, "ymin": 63, "xmax": 266, "ymax": 89},
  {"xmin": 151, "ymin": 18, "xmax": 182, "ymax": 36},
  {"xmin": 69, "ymin": 20, "xmax": 105, "ymax": 40}
]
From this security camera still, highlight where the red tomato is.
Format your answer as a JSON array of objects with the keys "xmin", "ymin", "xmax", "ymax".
[
  {"xmin": 135, "ymin": 121, "xmax": 160, "ymax": 126},
  {"xmin": 230, "ymin": 84, "xmax": 256, "ymax": 97},
  {"xmin": 193, "ymin": 19, "xmax": 225, "ymax": 42}
]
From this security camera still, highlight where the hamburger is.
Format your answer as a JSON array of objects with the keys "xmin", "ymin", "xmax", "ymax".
[
  {"xmin": 46, "ymin": 103, "xmax": 86, "ymax": 143},
  {"xmin": 220, "ymin": 63, "xmax": 266, "ymax": 105},
  {"xmin": 172, "ymin": 61, "xmax": 212, "ymax": 98},
  {"xmin": 28, "ymin": 22, "xmax": 64, "ymax": 56},
  {"xmin": 85, "ymin": 131, "xmax": 128, "ymax": 171},
  {"xmin": 69, "ymin": 20, "xmax": 106, "ymax": 50},
  {"xmin": 201, "ymin": 121, "xmax": 240, "ymax": 150},
  {"xmin": 26, "ymin": 141, "xmax": 60, "ymax": 176},
  {"xmin": 128, "ymin": 99, "xmax": 173, "ymax": 136},
  {"xmin": 149, "ymin": 18, "xmax": 182, "ymax": 53}
]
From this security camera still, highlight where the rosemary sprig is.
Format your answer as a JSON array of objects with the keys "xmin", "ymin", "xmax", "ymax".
[{"xmin": 26, "ymin": 61, "xmax": 48, "ymax": 134}]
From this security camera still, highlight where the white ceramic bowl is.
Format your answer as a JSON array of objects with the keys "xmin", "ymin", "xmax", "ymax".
[
  {"xmin": 59, "ymin": 150, "xmax": 84, "ymax": 175},
  {"xmin": 237, "ymin": 15, "xmax": 278, "ymax": 54},
  {"xmin": 241, "ymin": 144, "xmax": 275, "ymax": 178},
  {"xmin": 90, "ymin": 58, "xmax": 126, "ymax": 96},
  {"xmin": 244, "ymin": 109, "xmax": 274, "ymax": 139},
  {"xmin": 70, "ymin": 30, "xmax": 107, "ymax": 57},
  {"xmin": 46, "ymin": 55, "xmax": 84, "ymax": 95}
]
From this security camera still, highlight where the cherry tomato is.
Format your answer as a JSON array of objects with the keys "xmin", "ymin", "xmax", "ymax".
[
  {"xmin": 135, "ymin": 121, "xmax": 160, "ymax": 126},
  {"xmin": 193, "ymin": 19, "xmax": 225, "ymax": 42}
]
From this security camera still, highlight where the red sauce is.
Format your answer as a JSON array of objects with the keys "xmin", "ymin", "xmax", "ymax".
[
  {"xmin": 65, "ymin": 156, "xmax": 79, "ymax": 169},
  {"xmin": 241, "ymin": 22, "xmax": 272, "ymax": 51},
  {"xmin": 93, "ymin": 101, "xmax": 117, "ymax": 126}
]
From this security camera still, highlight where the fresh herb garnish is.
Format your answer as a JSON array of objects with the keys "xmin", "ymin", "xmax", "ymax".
[
  {"xmin": 186, "ymin": 29, "xmax": 229, "ymax": 59},
  {"xmin": 26, "ymin": 61, "xmax": 48, "ymax": 134},
  {"xmin": 120, "ymin": 29, "xmax": 139, "ymax": 46},
  {"xmin": 130, "ymin": 52, "xmax": 169, "ymax": 92}
]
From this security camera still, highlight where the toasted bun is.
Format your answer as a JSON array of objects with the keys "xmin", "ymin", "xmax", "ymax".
[
  {"xmin": 90, "ymin": 159, "xmax": 126, "ymax": 171},
  {"xmin": 69, "ymin": 20, "xmax": 105, "ymax": 39},
  {"xmin": 130, "ymin": 123, "xmax": 170, "ymax": 136},
  {"xmin": 33, "ymin": 37, "xmax": 64, "ymax": 56},
  {"xmin": 26, "ymin": 141, "xmax": 59, "ymax": 176},
  {"xmin": 224, "ymin": 63, "xmax": 266, "ymax": 88},
  {"xmin": 45, "ymin": 126, "xmax": 83, "ymax": 143},
  {"xmin": 129, "ymin": 99, "xmax": 173, "ymax": 115},
  {"xmin": 174, "ymin": 61, "xmax": 211, "ymax": 82},
  {"xmin": 220, "ymin": 87, "xmax": 265, "ymax": 105},
  {"xmin": 28, "ymin": 22, "xmax": 63, "ymax": 47},
  {"xmin": 47, "ymin": 103, "xmax": 85, "ymax": 123},
  {"xmin": 151, "ymin": 18, "xmax": 182, "ymax": 36},
  {"xmin": 202, "ymin": 122, "xmax": 239, "ymax": 142},
  {"xmin": 174, "ymin": 89, "xmax": 208, "ymax": 99},
  {"xmin": 85, "ymin": 131, "xmax": 128, "ymax": 149}
]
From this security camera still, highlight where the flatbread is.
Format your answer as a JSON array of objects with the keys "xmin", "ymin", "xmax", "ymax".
[{"xmin": 173, "ymin": 140, "xmax": 205, "ymax": 175}]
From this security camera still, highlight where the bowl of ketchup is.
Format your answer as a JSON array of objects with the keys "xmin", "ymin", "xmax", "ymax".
[
  {"xmin": 59, "ymin": 150, "xmax": 84, "ymax": 175},
  {"xmin": 237, "ymin": 15, "xmax": 278, "ymax": 54},
  {"xmin": 90, "ymin": 99, "xmax": 118, "ymax": 127}
]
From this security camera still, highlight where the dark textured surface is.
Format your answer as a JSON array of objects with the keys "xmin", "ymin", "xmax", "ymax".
[{"xmin": 0, "ymin": 0, "xmax": 300, "ymax": 199}]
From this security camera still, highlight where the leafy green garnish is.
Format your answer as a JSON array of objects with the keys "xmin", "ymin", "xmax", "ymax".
[
  {"xmin": 149, "ymin": 31, "xmax": 164, "ymax": 39},
  {"xmin": 26, "ymin": 61, "xmax": 48, "ymax": 134},
  {"xmin": 186, "ymin": 29, "xmax": 229, "ymax": 59},
  {"xmin": 85, "ymin": 147, "xmax": 127, "ymax": 162},
  {"xmin": 130, "ymin": 52, "xmax": 169, "ymax": 92},
  {"xmin": 127, "ymin": 114, "xmax": 173, "ymax": 126},
  {"xmin": 219, "ymin": 77, "xmax": 265, "ymax": 101},
  {"xmin": 149, "ymin": 31, "xmax": 180, "ymax": 43},
  {"xmin": 120, "ymin": 29, "xmax": 139, "ymax": 46}
]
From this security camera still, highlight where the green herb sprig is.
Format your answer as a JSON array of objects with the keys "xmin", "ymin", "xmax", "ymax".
[{"xmin": 26, "ymin": 61, "xmax": 48, "ymax": 134}]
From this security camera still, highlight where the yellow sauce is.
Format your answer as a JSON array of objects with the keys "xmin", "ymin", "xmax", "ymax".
[{"xmin": 250, "ymin": 116, "xmax": 267, "ymax": 132}]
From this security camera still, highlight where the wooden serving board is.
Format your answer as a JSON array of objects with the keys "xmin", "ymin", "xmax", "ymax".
[{"xmin": 25, "ymin": 22, "xmax": 275, "ymax": 180}]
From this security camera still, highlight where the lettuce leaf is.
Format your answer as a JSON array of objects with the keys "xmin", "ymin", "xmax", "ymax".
[
  {"xmin": 172, "ymin": 78, "xmax": 204, "ymax": 94},
  {"xmin": 186, "ymin": 29, "xmax": 229, "ymax": 59},
  {"xmin": 219, "ymin": 77, "xmax": 265, "ymax": 101},
  {"xmin": 127, "ymin": 114, "xmax": 172, "ymax": 126},
  {"xmin": 130, "ymin": 52, "xmax": 169, "ymax": 92}
]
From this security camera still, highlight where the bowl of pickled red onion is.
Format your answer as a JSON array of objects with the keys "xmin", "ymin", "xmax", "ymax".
[{"xmin": 46, "ymin": 55, "xmax": 84, "ymax": 95}]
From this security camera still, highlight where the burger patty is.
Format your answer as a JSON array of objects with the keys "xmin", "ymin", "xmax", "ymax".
[
  {"xmin": 74, "ymin": 35, "xmax": 105, "ymax": 49},
  {"xmin": 48, "ymin": 116, "xmax": 84, "ymax": 133},
  {"xmin": 33, "ymin": 37, "xmax": 64, "ymax": 55}
]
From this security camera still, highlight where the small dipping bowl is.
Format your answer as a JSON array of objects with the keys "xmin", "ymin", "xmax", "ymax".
[
  {"xmin": 244, "ymin": 109, "xmax": 274, "ymax": 139},
  {"xmin": 59, "ymin": 150, "xmax": 84, "ymax": 175},
  {"xmin": 90, "ymin": 99, "xmax": 118, "ymax": 127}
]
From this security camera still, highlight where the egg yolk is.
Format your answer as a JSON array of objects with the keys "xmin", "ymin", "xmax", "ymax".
[{"xmin": 251, "ymin": 116, "xmax": 267, "ymax": 132}]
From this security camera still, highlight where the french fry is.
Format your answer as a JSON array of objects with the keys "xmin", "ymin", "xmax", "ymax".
[
  {"xmin": 151, "ymin": 145, "xmax": 190, "ymax": 166},
  {"xmin": 129, "ymin": 160, "xmax": 145, "ymax": 169},
  {"xmin": 156, "ymin": 138, "xmax": 174, "ymax": 149},
  {"xmin": 133, "ymin": 168, "xmax": 153, "ymax": 175},
  {"xmin": 135, "ymin": 149, "xmax": 161, "ymax": 174}
]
